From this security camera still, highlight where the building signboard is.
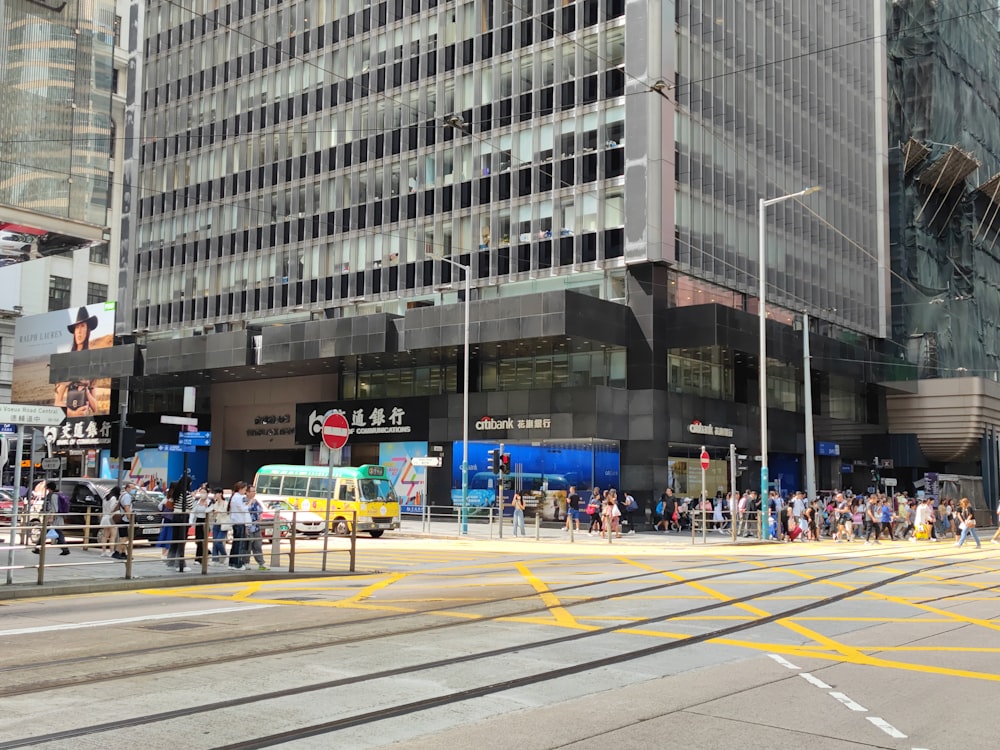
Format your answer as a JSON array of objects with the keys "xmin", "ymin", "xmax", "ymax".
[{"xmin": 295, "ymin": 398, "xmax": 428, "ymax": 444}]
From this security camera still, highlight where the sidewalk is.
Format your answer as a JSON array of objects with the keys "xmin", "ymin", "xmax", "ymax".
[{"xmin": 0, "ymin": 519, "xmax": 757, "ymax": 600}]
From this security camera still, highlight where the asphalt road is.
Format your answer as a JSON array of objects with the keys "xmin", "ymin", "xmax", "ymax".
[{"xmin": 0, "ymin": 536, "xmax": 996, "ymax": 749}]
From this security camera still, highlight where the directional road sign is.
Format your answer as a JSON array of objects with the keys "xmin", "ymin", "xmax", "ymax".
[
  {"xmin": 161, "ymin": 415, "xmax": 199, "ymax": 427},
  {"xmin": 158, "ymin": 443, "xmax": 197, "ymax": 453},
  {"xmin": 0, "ymin": 404, "xmax": 66, "ymax": 426},
  {"xmin": 321, "ymin": 412, "xmax": 350, "ymax": 450},
  {"xmin": 178, "ymin": 432, "xmax": 211, "ymax": 446},
  {"xmin": 41, "ymin": 457, "xmax": 64, "ymax": 471},
  {"xmin": 411, "ymin": 456, "xmax": 442, "ymax": 467}
]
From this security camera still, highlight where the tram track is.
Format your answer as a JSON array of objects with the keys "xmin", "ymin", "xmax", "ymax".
[
  {"xmin": 0, "ymin": 552, "xmax": 982, "ymax": 749},
  {"xmin": 0, "ymin": 552, "xmax": 834, "ymax": 695}
]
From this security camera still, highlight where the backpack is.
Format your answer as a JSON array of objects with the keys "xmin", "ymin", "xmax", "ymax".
[
  {"xmin": 57, "ymin": 492, "xmax": 71, "ymax": 515},
  {"xmin": 627, "ymin": 496, "xmax": 638, "ymax": 511}
]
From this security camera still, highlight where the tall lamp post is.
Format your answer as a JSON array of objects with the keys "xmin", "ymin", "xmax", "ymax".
[
  {"xmin": 431, "ymin": 253, "xmax": 471, "ymax": 535},
  {"xmin": 758, "ymin": 186, "xmax": 821, "ymax": 540}
]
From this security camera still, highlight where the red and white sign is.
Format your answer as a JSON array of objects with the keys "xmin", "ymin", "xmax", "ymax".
[
  {"xmin": 700, "ymin": 450, "xmax": 710, "ymax": 471},
  {"xmin": 321, "ymin": 412, "xmax": 350, "ymax": 450}
]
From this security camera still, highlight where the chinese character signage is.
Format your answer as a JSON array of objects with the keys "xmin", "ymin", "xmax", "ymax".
[
  {"xmin": 43, "ymin": 416, "xmax": 115, "ymax": 449},
  {"xmin": 12, "ymin": 301, "xmax": 117, "ymax": 418},
  {"xmin": 295, "ymin": 398, "xmax": 428, "ymax": 444}
]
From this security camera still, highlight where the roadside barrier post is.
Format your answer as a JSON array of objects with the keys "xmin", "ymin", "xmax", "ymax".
[
  {"xmin": 349, "ymin": 510, "xmax": 357, "ymax": 572},
  {"xmin": 35, "ymin": 515, "xmax": 50, "ymax": 585},
  {"xmin": 269, "ymin": 513, "xmax": 281, "ymax": 568},
  {"xmin": 702, "ymin": 507, "xmax": 707, "ymax": 544},
  {"xmin": 321, "ymin": 509, "xmax": 330, "ymax": 572},
  {"xmin": 124, "ymin": 517, "xmax": 135, "ymax": 579},
  {"xmin": 84, "ymin": 509, "xmax": 93, "ymax": 550},
  {"xmin": 289, "ymin": 522, "xmax": 297, "ymax": 573},
  {"xmin": 202, "ymin": 517, "xmax": 211, "ymax": 575},
  {"xmin": 535, "ymin": 510, "xmax": 540, "ymax": 540}
]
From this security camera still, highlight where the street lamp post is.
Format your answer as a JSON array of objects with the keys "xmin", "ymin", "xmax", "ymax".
[
  {"xmin": 431, "ymin": 253, "xmax": 471, "ymax": 535},
  {"xmin": 758, "ymin": 186, "xmax": 821, "ymax": 540}
]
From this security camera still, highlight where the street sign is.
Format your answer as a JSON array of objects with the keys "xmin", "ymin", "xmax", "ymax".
[
  {"xmin": 160, "ymin": 415, "xmax": 199, "ymax": 427},
  {"xmin": 178, "ymin": 432, "xmax": 211, "ymax": 446},
  {"xmin": 321, "ymin": 412, "xmax": 350, "ymax": 450},
  {"xmin": 157, "ymin": 443, "xmax": 197, "ymax": 453},
  {"xmin": 700, "ymin": 450, "xmax": 710, "ymax": 471},
  {"xmin": 0, "ymin": 423, "xmax": 15, "ymax": 435},
  {"xmin": 412, "ymin": 456, "xmax": 442, "ymax": 467},
  {"xmin": 0, "ymin": 404, "xmax": 65, "ymax": 426},
  {"xmin": 41, "ymin": 457, "xmax": 63, "ymax": 471},
  {"xmin": 883, "ymin": 477, "xmax": 898, "ymax": 487}
]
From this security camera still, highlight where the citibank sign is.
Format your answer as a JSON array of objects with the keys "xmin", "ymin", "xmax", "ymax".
[
  {"xmin": 476, "ymin": 416, "xmax": 514, "ymax": 430},
  {"xmin": 688, "ymin": 420, "xmax": 734, "ymax": 438}
]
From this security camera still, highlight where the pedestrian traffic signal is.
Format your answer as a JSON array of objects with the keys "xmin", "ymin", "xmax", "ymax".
[
  {"xmin": 500, "ymin": 453, "xmax": 511, "ymax": 474},
  {"xmin": 487, "ymin": 448, "xmax": 500, "ymax": 473}
]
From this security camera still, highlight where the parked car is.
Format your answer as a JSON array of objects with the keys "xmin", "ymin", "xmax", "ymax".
[
  {"xmin": 0, "ymin": 488, "xmax": 34, "ymax": 525},
  {"xmin": 46, "ymin": 479, "xmax": 164, "ymax": 545},
  {"xmin": 260, "ymin": 500, "xmax": 325, "ymax": 539}
]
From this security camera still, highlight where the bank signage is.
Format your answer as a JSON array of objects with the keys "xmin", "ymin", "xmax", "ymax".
[
  {"xmin": 687, "ymin": 420, "xmax": 734, "ymax": 438},
  {"xmin": 42, "ymin": 416, "xmax": 114, "ymax": 449},
  {"xmin": 295, "ymin": 398, "xmax": 428, "ymax": 444},
  {"xmin": 476, "ymin": 415, "xmax": 552, "ymax": 431},
  {"xmin": 816, "ymin": 441, "xmax": 840, "ymax": 457}
]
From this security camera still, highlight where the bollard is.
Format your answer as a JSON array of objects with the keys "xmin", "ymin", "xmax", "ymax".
[
  {"xmin": 84, "ymin": 508, "xmax": 93, "ymax": 551},
  {"xmin": 124, "ymin": 517, "xmax": 135, "ymax": 579},
  {"xmin": 269, "ymin": 512, "xmax": 281, "ymax": 569},
  {"xmin": 289, "ymin": 522, "xmax": 297, "ymax": 573},
  {"xmin": 320, "ymin": 509, "xmax": 330, "ymax": 572},
  {"xmin": 535, "ymin": 510, "xmax": 540, "ymax": 540},
  {"xmin": 349, "ymin": 510, "xmax": 357, "ymax": 572},
  {"xmin": 36, "ymin": 515, "xmax": 50, "ymax": 585},
  {"xmin": 569, "ymin": 517, "xmax": 574, "ymax": 543},
  {"xmin": 202, "ymin": 517, "xmax": 211, "ymax": 575},
  {"xmin": 702, "ymin": 507, "xmax": 707, "ymax": 544}
]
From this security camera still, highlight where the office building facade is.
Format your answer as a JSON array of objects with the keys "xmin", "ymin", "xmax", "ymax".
[{"xmin": 58, "ymin": 0, "xmax": 891, "ymax": 504}]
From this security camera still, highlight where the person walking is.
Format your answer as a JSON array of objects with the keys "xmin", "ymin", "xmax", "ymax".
[
  {"xmin": 168, "ymin": 476, "xmax": 192, "ymax": 572},
  {"xmin": 864, "ymin": 497, "xmax": 881, "ymax": 545},
  {"xmin": 99, "ymin": 485, "xmax": 119, "ymax": 557},
  {"xmin": 192, "ymin": 483, "xmax": 212, "ymax": 565},
  {"xmin": 33, "ymin": 481, "xmax": 70, "ymax": 556},
  {"xmin": 954, "ymin": 497, "xmax": 981, "ymax": 548},
  {"xmin": 210, "ymin": 487, "xmax": 229, "ymax": 564},
  {"xmin": 991, "ymin": 502, "xmax": 1000, "ymax": 545},
  {"xmin": 245, "ymin": 486, "xmax": 269, "ymax": 570},
  {"xmin": 112, "ymin": 482, "xmax": 135, "ymax": 559},
  {"xmin": 228, "ymin": 481, "xmax": 250, "ymax": 570},
  {"xmin": 511, "ymin": 490, "xmax": 526, "ymax": 537},
  {"xmin": 587, "ymin": 489, "xmax": 603, "ymax": 535},
  {"xmin": 565, "ymin": 486, "xmax": 581, "ymax": 533},
  {"xmin": 623, "ymin": 491, "xmax": 638, "ymax": 534}
]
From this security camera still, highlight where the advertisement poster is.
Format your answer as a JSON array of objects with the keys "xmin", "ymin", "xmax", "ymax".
[
  {"xmin": 379, "ymin": 441, "xmax": 427, "ymax": 514},
  {"xmin": 12, "ymin": 301, "xmax": 117, "ymax": 418}
]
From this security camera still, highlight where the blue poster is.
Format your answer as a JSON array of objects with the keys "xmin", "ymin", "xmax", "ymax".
[{"xmin": 450, "ymin": 439, "xmax": 619, "ymax": 520}]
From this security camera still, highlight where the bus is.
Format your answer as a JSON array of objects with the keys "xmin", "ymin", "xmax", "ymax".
[{"xmin": 253, "ymin": 464, "xmax": 401, "ymax": 537}]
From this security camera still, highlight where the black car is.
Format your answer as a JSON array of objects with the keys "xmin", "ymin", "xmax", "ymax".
[{"xmin": 46, "ymin": 479, "xmax": 163, "ymax": 545}]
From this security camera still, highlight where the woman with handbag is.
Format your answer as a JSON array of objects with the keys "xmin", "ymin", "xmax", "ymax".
[{"xmin": 954, "ymin": 497, "xmax": 981, "ymax": 548}]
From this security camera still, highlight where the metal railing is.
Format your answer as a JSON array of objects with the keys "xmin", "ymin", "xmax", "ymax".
[{"xmin": 1, "ymin": 509, "xmax": 357, "ymax": 585}]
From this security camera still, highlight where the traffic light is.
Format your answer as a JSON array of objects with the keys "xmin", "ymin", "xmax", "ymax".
[
  {"xmin": 121, "ymin": 427, "xmax": 147, "ymax": 457},
  {"xmin": 500, "ymin": 453, "xmax": 511, "ymax": 474},
  {"xmin": 487, "ymin": 448, "xmax": 500, "ymax": 473},
  {"xmin": 736, "ymin": 454, "xmax": 748, "ymax": 476}
]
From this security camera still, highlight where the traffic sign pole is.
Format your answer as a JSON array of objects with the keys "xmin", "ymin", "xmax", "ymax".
[
  {"xmin": 6, "ymin": 425, "xmax": 25, "ymax": 585},
  {"xmin": 700, "ymin": 446, "xmax": 707, "ymax": 543}
]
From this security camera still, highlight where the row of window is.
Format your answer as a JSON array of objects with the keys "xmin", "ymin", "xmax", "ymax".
[
  {"xmin": 131, "ymin": 229, "xmax": 624, "ymax": 330},
  {"xmin": 668, "ymin": 345, "xmax": 869, "ymax": 420},
  {"xmin": 47, "ymin": 278, "xmax": 109, "ymax": 312},
  {"xmin": 342, "ymin": 347, "xmax": 627, "ymax": 399}
]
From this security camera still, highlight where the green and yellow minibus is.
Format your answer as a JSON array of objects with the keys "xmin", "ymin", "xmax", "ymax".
[{"xmin": 253, "ymin": 464, "xmax": 401, "ymax": 537}]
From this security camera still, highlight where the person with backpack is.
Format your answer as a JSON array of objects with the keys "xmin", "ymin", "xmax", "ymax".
[
  {"xmin": 112, "ymin": 481, "xmax": 136, "ymax": 560},
  {"xmin": 33, "ymin": 481, "xmax": 70, "ymax": 556},
  {"xmin": 622, "ymin": 491, "xmax": 638, "ymax": 534},
  {"xmin": 586, "ymin": 488, "xmax": 603, "ymax": 535}
]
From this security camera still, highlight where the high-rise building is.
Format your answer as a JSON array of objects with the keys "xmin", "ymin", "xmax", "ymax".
[
  {"xmin": 59, "ymin": 0, "xmax": 893, "ymax": 502},
  {"xmin": 0, "ymin": 0, "xmax": 130, "ymax": 405}
]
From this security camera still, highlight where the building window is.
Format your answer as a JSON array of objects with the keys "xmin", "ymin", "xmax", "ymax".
[
  {"xmin": 668, "ymin": 347, "xmax": 734, "ymax": 401},
  {"xmin": 89, "ymin": 244, "xmax": 110, "ymax": 264},
  {"xmin": 48, "ymin": 276, "xmax": 72, "ymax": 311},
  {"xmin": 87, "ymin": 283, "xmax": 109, "ymax": 305}
]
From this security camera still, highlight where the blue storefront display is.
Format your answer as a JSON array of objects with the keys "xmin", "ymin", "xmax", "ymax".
[{"xmin": 449, "ymin": 439, "xmax": 620, "ymax": 520}]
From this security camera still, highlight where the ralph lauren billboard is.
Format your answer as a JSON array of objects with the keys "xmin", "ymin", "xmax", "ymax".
[{"xmin": 295, "ymin": 398, "xmax": 429, "ymax": 445}]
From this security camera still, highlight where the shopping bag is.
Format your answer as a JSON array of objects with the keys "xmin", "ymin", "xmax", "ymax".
[{"xmin": 788, "ymin": 525, "xmax": 802, "ymax": 541}]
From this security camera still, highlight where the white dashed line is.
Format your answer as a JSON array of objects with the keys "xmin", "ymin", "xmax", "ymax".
[
  {"xmin": 799, "ymin": 672, "xmax": 832, "ymax": 689},
  {"xmin": 866, "ymin": 717, "xmax": 907, "ymax": 739},
  {"xmin": 829, "ymin": 692, "xmax": 868, "ymax": 712},
  {"xmin": 767, "ymin": 653, "xmax": 800, "ymax": 670}
]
